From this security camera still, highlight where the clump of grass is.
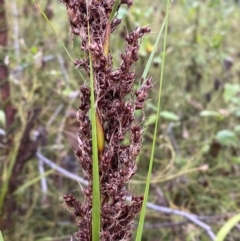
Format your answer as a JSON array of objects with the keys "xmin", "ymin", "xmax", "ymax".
[{"xmin": 61, "ymin": 0, "xmax": 152, "ymax": 240}]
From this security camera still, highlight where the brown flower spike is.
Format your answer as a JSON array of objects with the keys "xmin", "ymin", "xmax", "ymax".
[{"xmin": 62, "ymin": 0, "xmax": 152, "ymax": 240}]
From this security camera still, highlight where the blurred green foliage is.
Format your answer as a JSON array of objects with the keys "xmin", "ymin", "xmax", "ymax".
[{"xmin": 1, "ymin": 0, "xmax": 240, "ymax": 240}]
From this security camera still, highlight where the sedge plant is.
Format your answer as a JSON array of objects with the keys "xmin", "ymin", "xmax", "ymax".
[{"xmin": 61, "ymin": 0, "xmax": 152, "ymax": 240}]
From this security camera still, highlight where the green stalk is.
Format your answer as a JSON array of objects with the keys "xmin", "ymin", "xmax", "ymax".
[
  {"xmin": 87, "ymin": 22, "xmax": 101, "ymax": 241},
  {"xmin": 0, "ymin": 126, "xmax": 25, "ymax": 215},
  {"xmin": 109, "ymin": 0, "xmax": 120, "ymax": 23},
  {"xmin": 0, "ymin": 230, "xmax": 4, "ymax": 241},
  {"xmin": 36, "ymin": 0, "xmax": 101, "ymax": 238},
  {"xmin": 142, "ymin": 18, "xmax": 167, "ymax": 80},
  {"xmin": 135, "ymin": 1, "xmax": 171, "ymax": 240},
  {"xmin": 215, "ymin": 214, "xmax": 240, "ymax": 241},
  {"xmin": 91, "ymin": 2, "xmax": 120, "ymax": 238}
]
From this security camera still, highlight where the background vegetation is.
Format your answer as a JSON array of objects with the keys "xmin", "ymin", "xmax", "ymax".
[{"xmin": 1, "ymin": 0, "xmax": 240, "ymax": 240}]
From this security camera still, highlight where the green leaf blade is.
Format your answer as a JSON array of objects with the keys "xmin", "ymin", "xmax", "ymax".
[
  {"xmin": 136, "ymin": 1, "xmax": 171, "ymax": 241},
  {"xmin": 216, "ymin": 214, "xmax": 240, "ymax": 241},
  {"xmin": 160, "ymin": 110, "xmax": 179, "ymax": 121},
  {"xmin": 0, "ymin": 231, "xmax": 4, "ymax": 241},
  {"xmin": 223, "ymin": 83, "xmax": 240, "ymax": 103},
  {"xmin": 87, "ymin": 23, "xmax": 101, "ymax": 241},
  {"xmin": 215, "ymin": 130, "xmax": 239, "ymax": 147}
]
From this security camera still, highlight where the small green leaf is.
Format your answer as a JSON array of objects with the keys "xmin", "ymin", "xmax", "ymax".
[
  {"xmin": 144, "ymin": 114, "xmax": 157, "ymax": 126},
  {"xmin": 200, "ymin": 110, "xmax": 222, "ymax": 118},
  {"xmin": 0, "ymin": 110, "xmax": 6, "ymax": 127},
  {"xmin": 223, "ymin": 83, "xmax": 240, "ymax": 103},
  {"xmin": 160, "ymin": 111, "xmax": 179, "ymax": 121},
  {"xmin": 201, "ymin": 144, "xmax": 210, "ymax": 154},
  {"xmin": 216, "ymin": 213, "xmax": 240, "ymax": 241},
  {"xmin": 31, "ymin": 46, "xmax": 38, "ymax": 54},
  {"xmin": 215, "ymin": 130, "xmax": 239, "ymax": 147}
]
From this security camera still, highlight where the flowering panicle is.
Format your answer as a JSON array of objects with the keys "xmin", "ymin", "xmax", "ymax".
[{"xmin": 62, "ymin": 0, "xmax": 152, "ymax": 240}]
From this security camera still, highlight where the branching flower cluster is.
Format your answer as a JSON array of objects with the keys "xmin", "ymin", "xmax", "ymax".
[{"xmin": 62, "ymin": 0, "xmax": 152, "ymax": 240}]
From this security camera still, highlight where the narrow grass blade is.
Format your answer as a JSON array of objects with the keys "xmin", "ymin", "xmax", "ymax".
[
  {"xmin": 142, "ymin": 17, "xmax": 167, "ymax": 80},
  {"xmin": 141, "ymin": 1, "xmax": 173, "ymax": 84},
  {"xmin": 13, "ymin": 169, "xmax": 54, "ymax": 195},
  {"xmin": 0, "ymin": 135, "xmax": 22, "ymax": 215},
  {"xmin": 135, "ymin": 1, "xmax": 171, "ymax": 240},
  {"xmin": 36, "ymin": 0, "xmax": 100, "ymax": 239},
  {"xmin": 109, "ymin": 0, "xmax": 120, "ymax": 23},
  {"xmin": 33, "ymin": 0, "xmax": 85, "ymax": 81},
  {"xmin": 0, "ymin": 231, "xmax": 4, "ymax": 241},
  {"xmin": 215, "ymin": 213, "xmax": 240, "ymax": 241},
  {"xmin": 86, "ymin": 19, "xmax": 101, "ymax": 241}
]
